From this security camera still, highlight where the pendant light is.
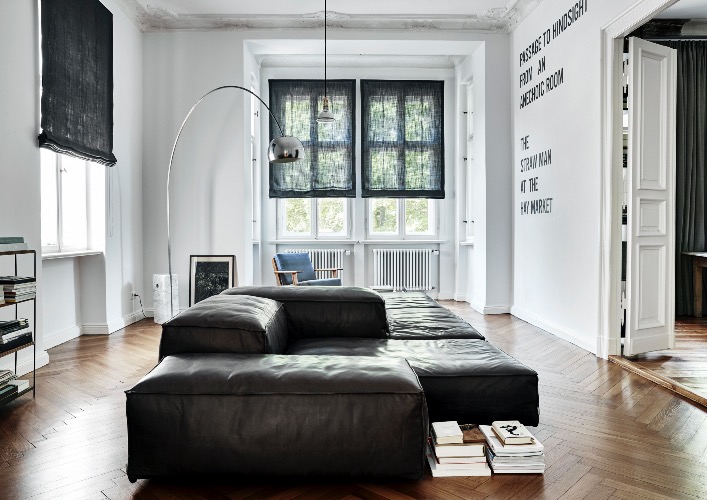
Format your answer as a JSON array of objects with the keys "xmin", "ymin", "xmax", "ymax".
[{"xmin": 317, "ymin": 0, "xmax": 336, "ymax": 123}]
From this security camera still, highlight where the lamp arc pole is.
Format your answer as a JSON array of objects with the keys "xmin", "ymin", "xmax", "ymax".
[{"xmin": 166, "ymin": 85, "xmax": 303, "ymax": 319}]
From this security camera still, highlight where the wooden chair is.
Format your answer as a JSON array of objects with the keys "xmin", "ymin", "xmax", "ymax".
[{"xmin": 272, "ymin": 252, "xmax": 342, "ymax": 286}]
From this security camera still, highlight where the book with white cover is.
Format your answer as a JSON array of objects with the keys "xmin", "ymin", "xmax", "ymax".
[
  {"xmin": 433, "ymin": 441, "xmax": 485, "ymax": 458},
  {"xmin": 8, "ymin": 380, "xmax": 29, "ymax": 392},
  {"xmin": 480, "ymin": 425, "xmax": 544, "ymax": 456},
  {"xmin": 491, "ymin": 420, "xmax": 535, "ymax": 445},
  {"xmin": 431, "ymin": 421, "xmax": 463, "ymax": 444},
  {"xmin": 427, "ymin": 447, "xmax": 491, "ymax": 477}
]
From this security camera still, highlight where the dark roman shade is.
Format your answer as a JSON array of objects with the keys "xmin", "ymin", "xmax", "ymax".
[
  {"xmin": 361, "ymin": 80, "xmax": 444, "ymax": 198},
  {"xmin": 269, "ymin": 80, "xmax": 355, "ymax": 198},
  {"xmin": 39, "ymin": 0, "xmax": 117, "ymax": 167}
]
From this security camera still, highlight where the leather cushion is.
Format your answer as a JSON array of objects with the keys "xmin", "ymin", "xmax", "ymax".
[
  {"xmin": 287, "ymin": 338, "xmax": 539, "ymax": 426},
  {"xmin": 382, "ymin": 291, "xmax": 443, "ymax": 309},
  {"xmin": 386, "ymin": 307, "xmax": 485, "ymax": 340},
  {"xmin": 126, "ymin": 354, "xmax": 428, "ymax": 479},
  {"xmin": 159, "ymin": 295, "xmax": 287, "ymax": 359},
  {"xmin": 222, "ymin": 286, "xmax": 388, "ymax": 340}
]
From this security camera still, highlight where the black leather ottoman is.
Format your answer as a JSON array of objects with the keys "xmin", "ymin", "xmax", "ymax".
[
  {"xmin": 159, "ymin": 294, "xmax": 288, "ymax": 359},
  {"xmin": 126, "ymin": 354, "xmax": 429, "ymax": 481},
  {"xmin": 287, "ymin": 338, "xmax": 539, "ymax": 425}
]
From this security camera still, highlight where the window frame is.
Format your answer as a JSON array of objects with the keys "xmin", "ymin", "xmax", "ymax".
[
  {"xmin": 277, "ymin": 198, "xmax": 351, "ymax": 240},
  {"xmin": 40, "ymin": 151, "xmax": 95, "ymax": 255},
  {"xmin": 366, "ymin": 198, "xmax": 438, "ymax": 240}
]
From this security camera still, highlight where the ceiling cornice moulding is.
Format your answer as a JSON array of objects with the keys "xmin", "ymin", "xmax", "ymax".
[{"xmin": 113, "ymin": 0, "xmax": 544, "ymax": 34}]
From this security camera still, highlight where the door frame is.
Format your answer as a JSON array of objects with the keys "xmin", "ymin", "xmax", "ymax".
[{"xmin": 598, "ymin": 0, "xmax": 679, "ymax": 359}]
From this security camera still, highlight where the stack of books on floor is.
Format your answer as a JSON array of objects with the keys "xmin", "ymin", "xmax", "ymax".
[
  {"xmin": 0, "ymin": 236, "xmax": 28, "ymax": 253},
  {"xmin": 0, "ymin": 369, "xmax": 28, "ymax": 404},
  {"xmin": 0, "ymin": 318, "xmax": 32, "ymax": 352},
  {"xmin": 480, "ymin": 421, "xmax": 545, "ymax": 474},
  {"xmin": 427, "ymin": 421, "xmax": 491, "ymax": 476},
  {"xmin": 0, "ymin": 276, "xmax": 36, "ymax": 303}
]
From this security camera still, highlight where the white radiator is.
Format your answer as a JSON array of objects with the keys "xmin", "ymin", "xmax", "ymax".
[
  {"xmin": 372, "ymin": 249, "xmax": 437, "ymax": 291},
  {"xmin": 284, "ymin": 248, "xmax": 346, "ymax": 280}
]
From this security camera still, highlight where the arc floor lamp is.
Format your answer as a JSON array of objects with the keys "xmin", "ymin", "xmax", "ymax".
[{"xmin": 166, "ymin": 85, "xmax": 305, "ymax": 319}]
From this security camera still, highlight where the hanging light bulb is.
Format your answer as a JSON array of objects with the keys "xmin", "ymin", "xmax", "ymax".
[{"xmin": 317, "ymin": 0, "xmax": 336, "ymax": 123}]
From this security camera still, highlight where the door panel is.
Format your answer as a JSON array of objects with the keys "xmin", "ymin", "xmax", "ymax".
[{"xmin": 625, "ymin": 37, "xmax": 676, "ymax": 356}]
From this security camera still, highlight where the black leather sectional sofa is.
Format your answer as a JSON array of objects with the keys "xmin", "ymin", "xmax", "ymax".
[{"xmin": 126, "ymin": 286, "xmax": 539, "ymax": 480}]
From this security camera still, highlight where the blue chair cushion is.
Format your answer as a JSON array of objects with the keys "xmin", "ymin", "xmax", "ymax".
[
  {"xmin": 274, "ymin": 253, "xmax": 316, "ymax": 285},
  {"xmin": 298, "ymin": 278, "xmax": 342, "ymax": 286}
]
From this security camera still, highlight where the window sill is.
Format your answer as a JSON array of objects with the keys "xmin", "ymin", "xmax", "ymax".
[
  {"xmin": 42, "ymin": 250, "xmax": 103, "ymax": 260},
  {"xmin": 460, "ymin": 239, "xmax": 475, "ymax": 246},
  {"xmin": 361, "ymin": 239, "xmax": 447, "ymax": 244},
  {"xmin": 275, "ymin": 239, "xmax": 355, "ymax": 244}
]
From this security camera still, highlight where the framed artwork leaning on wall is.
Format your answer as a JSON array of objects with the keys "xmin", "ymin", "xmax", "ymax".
[{"xmin": 189, "ymin": 255, "xmax": 237, "ymax": 306}]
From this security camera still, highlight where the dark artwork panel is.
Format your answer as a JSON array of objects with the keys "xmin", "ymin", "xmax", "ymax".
[{"xmin": 194, "ymin": 261, "xmax": 230, "ymax": 304}]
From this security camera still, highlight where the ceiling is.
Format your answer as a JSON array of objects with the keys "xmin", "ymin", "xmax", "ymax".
[
  {"xmin": 113, "ymin": 0, "xmax": 543, "ymax": 33},
  {"xmin": 658, "ymin": 0, "xmax": 707, "ymax": 19}
]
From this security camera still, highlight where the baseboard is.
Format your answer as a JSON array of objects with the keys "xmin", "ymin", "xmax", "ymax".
[
  {"xmin": 81, "ymin": 323, "xmax": 110, "ymax": 335},
  {"xmin": 469, "ymin": 300, "xmax": 511, "ymax": 315},
  {"xmin": 0, "ymin": 348, "xmax": 49, "ymax": 377},
  {"xmin": 482, "ymin": 305, "xmax": 511, "ymax": 315},
  {"xmin": 511, "ymin": 306, "xmax": 597, "ymax": 354},
  {"xmin": 437, "ymin": 292, "xmax": 454, "ymax": 300},
  {"xmin": 44, "ymin": 325, "xmax": 81, "ymax": 350},
  {"xmin": 453, "ymin": 293, "xmax": 466, "ymax": 302},
  {"xmin": 144, "ymin": 307, "xmax": 155, "ymax": 318},
  {"xmin": 82, "ymin": 310, "xmax": 146, "ymax": 336}
]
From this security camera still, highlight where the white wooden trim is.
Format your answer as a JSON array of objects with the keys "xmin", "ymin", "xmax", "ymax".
[
  {"xmin": 598, "ymin": 0, "xmax": 679, "ymax": 359},
  {"xmin": 512, "ymin": 306, "xmax": 596, "ymax": 354},
  {"xmin": 44, "ymin": 325, "xmax": 81, "ymax": 350}
]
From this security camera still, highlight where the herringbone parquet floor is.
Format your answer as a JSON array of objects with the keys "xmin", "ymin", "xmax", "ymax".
[{"xmin": 1, "ymin": 303, "xmax": 706, "ymax": 499}]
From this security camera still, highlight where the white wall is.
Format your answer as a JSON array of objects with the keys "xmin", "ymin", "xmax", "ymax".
[
  {"xmin": 141, "ymin": 29, "xmax": 512, "ymax": 311},
  {"xmin": 511, "ymin": 0, "xmax": 637, "ymax": 353},
  {"xmin": 456, "ymin": 40, "xmax": 513, "ymax": 314},
  {"xmin": 0, "ymin": 0, "xmax": 143, "ymax": 374},
  {"xmin": 0, "ymin": 0, "xmax": 48, "ymax": 374}
]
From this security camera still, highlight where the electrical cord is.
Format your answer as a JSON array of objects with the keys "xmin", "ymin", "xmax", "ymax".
[{"xmin": 132, "ymin": 292, "xmax": 147, "ymax": 319}]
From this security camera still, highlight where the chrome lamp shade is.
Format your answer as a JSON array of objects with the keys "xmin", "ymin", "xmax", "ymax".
[{"xmin": 269, "ymin": 135, "xmax": 305, "ymax": 163}]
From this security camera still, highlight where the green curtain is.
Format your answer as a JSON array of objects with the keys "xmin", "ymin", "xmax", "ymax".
[{"xmin": 664, "ymin": 41, "xmax": 707, "ymax": 315}]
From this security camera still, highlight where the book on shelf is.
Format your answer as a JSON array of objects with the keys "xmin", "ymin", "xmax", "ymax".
[
  {"xmin": 0, "ymin": 369, "xmax": 16, "ymax": 385},
  {"xmin": 0, "ymin": 333, "xmax": 33, "ymax": 352},
  {"xmin": 1, "ymin": 328, "xmax": 32, "ymax": 343},
  {"xmin": 0, "ymin": 276, "xmax": 36, "ymax": 285},
  {"xmin": 491, "ymin": 420, "xmax": 535, "ymax": 445},
  {"xmin": 479, "ymin": 425, "xmax": 544, "ymax": 455},
  {"xmin": 7, "ymin": 380, "xmax": 29, "ymax": 393},
  {"xmin": 0, "ymin": 383, "xmax": 18, "ymax": 397},
  {"xmin": 431, "ymin": 421, "xmax": 464, "ymax": 444},
  {"xmin": 4, "ymin": 294, "xmax": 36, "ymax": 303},
  {"xmin": 426, "ymin": 445, "xmax": 491, "ymax": 477},
  {"xmin": 0, "ymin": 243, "xmax": 29, "ymax": 252},
  {"xmin": 0, "ymin": 237, "xmax": 25, "ymax": 244},
  {"xmin": 0, "ymin": 319, "xmax": 29, "ymax": 333}
]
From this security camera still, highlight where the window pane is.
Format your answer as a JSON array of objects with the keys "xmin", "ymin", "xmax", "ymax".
[
  {"xmin": 284, "ymin": 96, "xmax": 311, "ymax": 140},
  {"xmin": 405, "ymin": 199, "xmax": 434, "ymax": 235},
  {"xmin": 60, "ymin": 155, "xmax": 88, "ymax": 249},
  {"xmin": 40, "ymin": 149, "xmax": 58, "ymax": 248},
  {"xmin": 283, "ymin": 199, "xmax": 311, "ymax": 235},
  {"xmin": 404, "ymin": 150, "xmax": 432, "ymax": 189},
  {"xmin": 317, "ymin": 198, "xmax": 346, "ymax": 236},
  {"xmin": 405, "ymin": 96, "xmax": 435, "ymax": 141},
  {"xmin": 370, "ymin": 199, "xmax": 398, "ymax": 234},
  {"xmin": 371, "ymin": 150, "xmax": 399, "ymax": 189},
  {"xmin": 368, "ymin": 96, "xmax": 399, "ymax": 141}
]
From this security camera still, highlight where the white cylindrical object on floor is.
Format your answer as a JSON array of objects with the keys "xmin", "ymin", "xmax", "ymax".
[{"xmin": 152, "ymin": 274, "xmax": 178, "ymax": 324}]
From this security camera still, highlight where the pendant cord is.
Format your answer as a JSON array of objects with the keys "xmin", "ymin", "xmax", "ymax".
[{"xmin": 324, "ymin": 0, "xmax": 327, "ymax": 99}]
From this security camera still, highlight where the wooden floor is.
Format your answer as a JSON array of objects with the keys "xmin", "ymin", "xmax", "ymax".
[
  {"xmin": 612, "ymin": 317, "xmax": 707, "ymax": 408},
  {"xmin": 1, "ymin": 305, "xmax": 707, "ymax": 499}
]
